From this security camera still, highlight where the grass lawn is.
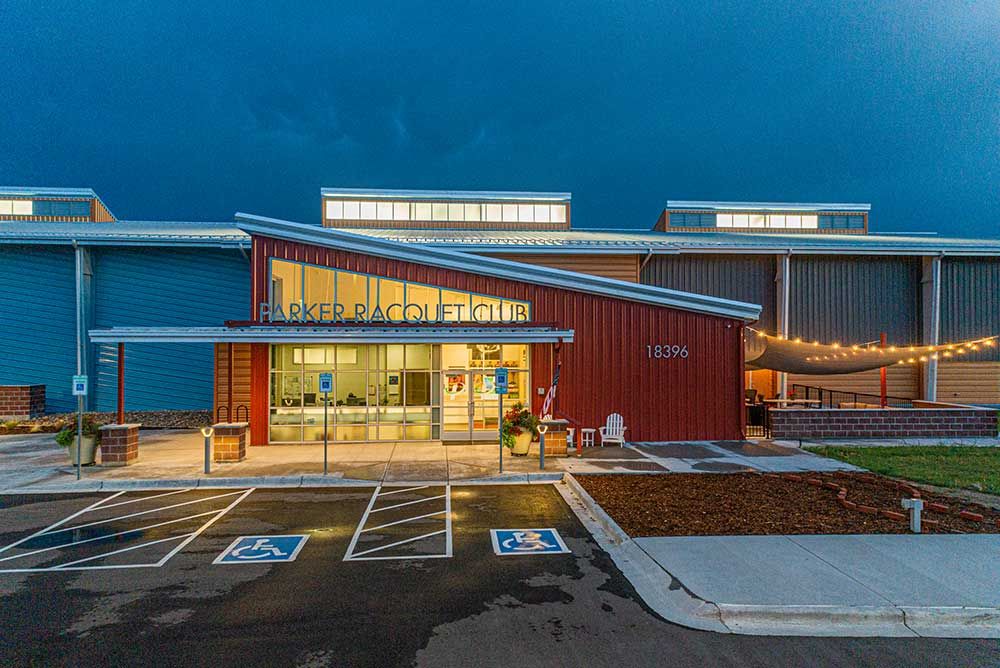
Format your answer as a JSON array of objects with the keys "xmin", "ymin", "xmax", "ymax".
[{"xmin": 805, "ymin": 446, "xmax": 1000, "ymax": 495}]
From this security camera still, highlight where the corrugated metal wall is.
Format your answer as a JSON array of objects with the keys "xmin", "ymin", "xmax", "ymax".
[
  {"xmin": 641, "ymin": 254, "xmax": 776, "ymax": 332},
  {"xmin": 940, "ymin": 257, "xmax": 1000, "ymax": 361},
  {"xmin": 0, "ymin": 246, "xmax": 78, "ymax": 412},
  {"xmin": 789, "ymin": 255, "xmax": 921, "ymax": 343},
  {"xmin": 93, "ymin": 248, "xmax": 250, "ymax": 411},
  {"xmin": 249, "ymin": 237, "xmax": 747, "ymax": 444}
]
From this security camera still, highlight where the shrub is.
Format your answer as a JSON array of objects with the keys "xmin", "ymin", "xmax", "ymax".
[
  {"xmin": 55, "ymin": 419, "xmax": 102, "ymax": 448},
  {"xmin": 501, "ymin": 403, "xmax": 540, "ymax": 449}
]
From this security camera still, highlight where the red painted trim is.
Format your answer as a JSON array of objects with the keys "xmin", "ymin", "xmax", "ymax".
[{"xmin": 249, "ymin": 343, "xmax": 269, "ymax": 445}]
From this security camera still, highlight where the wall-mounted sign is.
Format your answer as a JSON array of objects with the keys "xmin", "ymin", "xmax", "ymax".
[
  {"xmin": 646, "ymin": 344, "xmax": 689, "ymax": 359},
  {"xmin": 259, "ymin": 301, "xmax": 530, "ymax": 325}
]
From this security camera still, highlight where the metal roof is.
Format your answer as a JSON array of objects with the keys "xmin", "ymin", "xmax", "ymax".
[
  {"xmin": 89, "ymin": 326, "xmax": 574, "ymax": 344},
  {"xmin": 666, "ymin": 200, "xmax": 871, "ymax": 212},
  {"xmin": 236, "ymin": 213, "xmax": 762, "ymax": 322},
  {"xmin": 341, "ymin": 228, "xmax": 1000, "ymax": 256},
  {"xmin": 321, "ymin": 187, "xmax": 571, "ymax": 202},
  {"xmin": 0, "ymin": 186, "xmax": 117, "ymax": 220},
  {"xmin": 0, "ymin": 221, "xmax": 249, "ymax": 247}
]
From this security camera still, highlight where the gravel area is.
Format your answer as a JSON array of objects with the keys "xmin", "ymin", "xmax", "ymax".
[
  {"xmin": 0, "ymin": 410, "xmax": 211, "ymax": 434},
  {"xmin": 576, "ymin": 472, "xmax": 1000, "ymax": 537}
]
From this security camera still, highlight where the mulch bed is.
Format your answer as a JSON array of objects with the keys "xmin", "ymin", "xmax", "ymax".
[
  {"xmin": 576, "ymin": 472, "xmax": 1000, "ymax": 537},
  {"xmin": 0, "ymin": 410, "xmax": 212, "ymax": 435}
]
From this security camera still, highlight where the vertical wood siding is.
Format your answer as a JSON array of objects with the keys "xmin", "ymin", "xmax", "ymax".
[
  {"xmin": 490, "ymin": 253, "xmax": 639, "ymax": 282},
  {"xmin": 247, "ymin": 236, "xmax": 746, "ymax": 444}
]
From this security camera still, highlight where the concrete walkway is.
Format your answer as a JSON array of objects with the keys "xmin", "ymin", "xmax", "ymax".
[
  {"xmin": 561, "ymin": 440, "xmax": 862, "ymax": 475},
  {"xmin": 562, "ymin": 475, "xmax": 1000, "ymax": 638},
  {"xmin": 0, "ymin": 431, "xmax": 562, "ymax": 492}
]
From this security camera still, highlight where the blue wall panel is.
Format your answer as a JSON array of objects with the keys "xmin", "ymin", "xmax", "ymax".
[
  {"xmin": 93, "ymin": 248, "xmax": 249, "ymax": 411},
  {"xmin": 0, "ymin": 246, "xmax": 78, "ymax": 413}
]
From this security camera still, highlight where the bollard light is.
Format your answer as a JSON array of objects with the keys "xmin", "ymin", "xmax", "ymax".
[
  {"xmin": 201, "ymin": 426, "xmax": 214, "ymax": 474},
  {"xmin": 537, "ymin": 424, "xmax": 549, "ymax": 471},
  {"xmin": 901, "ymin": 497, "xmax": 923, "ymax": 533}
]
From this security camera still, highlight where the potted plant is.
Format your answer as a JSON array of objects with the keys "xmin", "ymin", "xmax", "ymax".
[
  {"xmin": 502, "ymin": 403, "xmax": 540, "ymax": 456},
  {"xmin": 55, "ymin": 418, "xmax": 101, "ymax": 466}
]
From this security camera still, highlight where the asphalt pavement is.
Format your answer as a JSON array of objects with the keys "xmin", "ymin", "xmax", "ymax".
[{"xmin": 1, "ymin": 484, "xmax": 999, "ymax": 667}]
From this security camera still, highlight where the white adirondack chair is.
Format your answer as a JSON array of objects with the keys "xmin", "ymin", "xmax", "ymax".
[{"xmin": 598, "ymin": 413, "xmax": 627, "ymax": 447}]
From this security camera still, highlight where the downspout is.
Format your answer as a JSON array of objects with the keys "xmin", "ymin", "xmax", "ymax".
[{"xmin": 638, "ymin": 248, "xmax": 654, "ymax": 277}]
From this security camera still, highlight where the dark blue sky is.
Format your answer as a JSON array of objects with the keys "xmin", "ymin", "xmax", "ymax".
[{"xmin": 1, "ymin": 1, "xmax": 997, "ymax": 236}]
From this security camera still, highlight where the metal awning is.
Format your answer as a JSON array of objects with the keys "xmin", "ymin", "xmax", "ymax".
[{"xmin": 88, "ymin": 326, "xmax": 575, "ymax": 344}]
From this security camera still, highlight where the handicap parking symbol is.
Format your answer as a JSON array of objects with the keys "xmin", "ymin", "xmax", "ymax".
[
  {"xmin": 213, "ymin": 535, "xmax": 309, "ymax": 564},
  {"xmin": 490, "ymin": 528, "xmax": 570, "ymax": 556}
]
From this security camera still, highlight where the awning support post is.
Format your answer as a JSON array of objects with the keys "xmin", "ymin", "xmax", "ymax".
[
  {"xmin": 880, "ymin": 332, "xmax": 887, "ymax": 409},
  {"xmin": 117, "ymin": 342, "xmax": 125, "ymax": 424}
]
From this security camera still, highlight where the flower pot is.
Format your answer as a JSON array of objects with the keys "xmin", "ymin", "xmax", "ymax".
[
  {"xmin": 510, "ymin": 431, "xmax": 533, "ymax": 456},
  {"xmin": 67, "ymin": 435, "xmax": 98, "ymax": 466}
]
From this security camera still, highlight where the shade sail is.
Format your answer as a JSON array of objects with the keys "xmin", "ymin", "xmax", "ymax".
[{"xmin": 745, "ymin": 328, "xmax": 998, "ymax": 374}]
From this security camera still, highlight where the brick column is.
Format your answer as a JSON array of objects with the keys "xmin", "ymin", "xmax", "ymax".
[
  {"xmin": 212, "ymin": 422, "xmax": 248, "ymax": 462},
  {"xmin": 541, "ymin": 418, "xmax": 569, "ymax": 457},
  {"xmin": 0, "ymin": 384, "xmax": 46, "ymax": 420},
  {"xmin": 99, "ymin": 424, "xmax": 140, "ymax": 466}
]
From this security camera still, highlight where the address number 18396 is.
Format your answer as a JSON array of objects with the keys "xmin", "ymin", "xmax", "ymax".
[{"xmin": 646, "ymin": 344, "xmax": 689, "ymax": 359}]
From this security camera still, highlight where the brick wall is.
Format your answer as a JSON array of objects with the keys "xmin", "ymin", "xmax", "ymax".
[
  {"xmin": 99, "ymin": 424, "xmax": 140, "ymax": 466},
  {"xmin": 212, "ymin": 422, "xmax": 247, "ymax": 462},
  {"xmin": 770, "ymin": 407, "xmax": 999, "ymax": 439},
  {"xmin": 0, "ymin": 385, "xmax": 45, "ymax": 420}
]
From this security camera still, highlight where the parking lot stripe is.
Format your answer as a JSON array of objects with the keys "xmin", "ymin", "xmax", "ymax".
[
  {"xmin": 53, "ymin": 533, "xmax": 197, "ymax": 569},
  {"xmin": 44, "ymin": 490, "xmax": 249, "ymax": 536},
  {"xmin": 154, "ymin": 488, "xmax": 254, "ymax": 567},
  {"xmin": 0, "ymin": 509, "xmax": 222, "ymax": 564},
  {"xmin": 0, "ymin": 491, "xmax": 127, "ymax": 556},
  {"xmin": 98, "ymin": 488, "xmax": 196, "ymax": 509},
  {"xmin": 348, "ymin": 530, "xmax": 447, "ymax": 559},
  {"xmin": 444, "ymin": 483, "xmax": 453, "ymax": 558},
  {"xmin": 369, "ymin": 494, "xmax": 447, "ymax": 514},
  {"xmin": 361, "ymin": 510, "xmax": 446, "ymax": 533},
  {"xmin": 376, "ymin": 485, "xmax": 429, "ymax": 497},
  {"xmin": 343, "ymin": 486, "xmax": 382, "ymax": 560}
]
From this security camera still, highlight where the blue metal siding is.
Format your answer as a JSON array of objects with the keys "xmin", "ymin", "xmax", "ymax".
[
  {"xmin": 789, "ymin": 255, "xmax": 921, "ymax": 343},
  {"xmin": 93, "ymin": 248, "xmax": 249, "ymax": 411},
  {"xmin": 0, "ymin": 246, "xmax": 78, "ymax": 412},
  {"xmin": 940, "ymin": 257, "xmax": 1000, "ymax": 361}
]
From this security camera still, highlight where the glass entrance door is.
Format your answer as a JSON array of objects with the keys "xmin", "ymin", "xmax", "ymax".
[{"xmin": 441, "ymin": 370, "xmax": 511, "ymax": 441}]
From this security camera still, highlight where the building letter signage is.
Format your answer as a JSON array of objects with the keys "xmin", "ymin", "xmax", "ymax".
[{"xmin": 258, "ymin": 301, "xmax": 529, "ymax": 325}]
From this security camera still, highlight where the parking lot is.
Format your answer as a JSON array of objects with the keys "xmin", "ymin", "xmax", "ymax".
[{"xmin": 2, "ymin": 484, "xmax": 999, "ymax": 667}]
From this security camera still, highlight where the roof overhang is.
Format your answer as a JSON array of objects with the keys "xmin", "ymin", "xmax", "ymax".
[
  {"xmin": 89, "ymin": 326, "xmax": 575, "ymax": 344},
  {"xmin": 321, "ymin": 188, "xmax": 571, "ymax": 202},
  {"xmin": 235, "ymin": 213, "xmax": 762, "ymax": 322}
]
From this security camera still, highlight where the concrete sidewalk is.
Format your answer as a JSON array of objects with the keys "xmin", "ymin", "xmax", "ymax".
[
  {"xmin": 0, "ymin": 431, "xmax": 562, "ymax": 492},
  {"xmin": 561, "ymin": 475, "xmax": 1000, "ymax": 638}
]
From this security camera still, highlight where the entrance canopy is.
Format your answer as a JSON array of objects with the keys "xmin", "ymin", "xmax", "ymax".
[{"xmin": 89, "ymin": 325, "xmax": 574, "ymax": 344}]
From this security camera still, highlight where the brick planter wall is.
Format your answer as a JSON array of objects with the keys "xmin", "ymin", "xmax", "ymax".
[
  {"xmin": 99, "ymin": 424, "xmax": 140, "ymax": 466},
  {"xmin": 0, "ymin": 385, "xmax": 45, "ymax": 420},
  {"xmin": 770, "ymin": 406, "xmax": 999, "ymax": 440},
  {"xmin": 212, "ymin": 422, "xmax": 248, "ymax": 462}
]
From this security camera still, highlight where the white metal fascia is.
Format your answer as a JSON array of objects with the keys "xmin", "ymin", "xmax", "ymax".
[
  {"xmin": 321, "ymin": 188, "xmax": 571, "ymax": 202},
  {"xmin": 234, "ymin": 213, "xmax": 762, "ymax": 322},
  {"xmin": 88, "ymin": 327, "xmax": 576, "ymax": 344}
]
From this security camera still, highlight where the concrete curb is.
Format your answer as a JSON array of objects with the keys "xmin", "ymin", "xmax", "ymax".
[
  {"xmin": 560, "ymin": 474, "xmax": 1000, "ymax": 638},
  {"xmin": 3, "ymin": 471, "xmax": 563, "ymax": 494},
  {"xmin": 558, "ymin": 474, "xmax": 729, "ymax": 633}
]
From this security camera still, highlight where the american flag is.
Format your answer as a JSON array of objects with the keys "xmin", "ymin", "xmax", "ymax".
[{"xmin": 540, "ymin": 362, "xmax": 561, "ymax": 418}]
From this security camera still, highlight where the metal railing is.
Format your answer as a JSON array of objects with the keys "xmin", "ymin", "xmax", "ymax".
[{"xmin": 791, "ymin": 384, "xmax": 912, "ymax": 409}]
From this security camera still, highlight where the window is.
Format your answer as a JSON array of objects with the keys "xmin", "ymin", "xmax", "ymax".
[
  {"xmin": 801, "ymin": 215, "xmax": 818, "ymax": 229},
  {"xmin": 517, "ymin": 204, "xmax": 534, "ymax": 222},
  {"xmin": 464, "ymin": 203, "xmax": 481, "ymax": 221},
  {"xmin": 359, "ymin": 201, "xmax": 376, "ymax": 219},
  {"xmin": 415, "ymin": 202, "xmax": 432, "ymax": 220},
  {"xmin": 448, "ymin": 203, "xmax": 464, "ymax": 221},
  {"xmin": 326, "ymin": 200, "xmax": 343, "ymax": 219},
  {"xmin": 714, "ymin": 212, "xmax": 822, "ymax": 230},
  {"xmin": 485, "ymin": 204, "xmax": 502, "ymax": 222},
  {"xmin": 376, "ymin": 202, "xmax": 393, "ymax": 221},
  {"xmin": 534, "ymin": 204, "xmax": 550, "ymax": 222},
  {"xmin": 749, "ymin": 214, "xmax": 765, "ymax": 228},
  {"xmin": 501, "ymin": 204, "xmax": 518, "ymax": 222},
  {"xmin": 325, "ymin": 197, "xmax": 568, "ymax": 225},
  {"xmin": 432, "ymin": 203, "xmax": 449, "ymax": 221},
  {"xmin": 265, "ymin": 260, "xmax": 530, "ymax": 323},
  {"xmin": 393, "ymin": 202, "xmax": 410, "ymax": 221},
  {"xmin": 343, "ymin": 200, "xmax": 360, "ymax": 219},
  {"xmin": 550, "ymin": 204, "xmax": 567, "ymax": 223}
]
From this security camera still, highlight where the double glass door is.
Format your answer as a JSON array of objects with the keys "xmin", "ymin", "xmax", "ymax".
[{"xmin": 442, "ymin": 367, "xmax": 530, "ymax": 441}]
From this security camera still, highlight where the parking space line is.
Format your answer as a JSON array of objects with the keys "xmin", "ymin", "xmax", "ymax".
[
  {"xmin": 154, "ymin": 488, "xmax": 254, "ymax": 566},
  {"xmin": 362, "ymin": 510, "xmax": 445, "ymax": 533},
  {"xmin": 376, "ymin": 485, "xmax": 429, "ymax": 497},
  {"xmin": 369, "ymin": 494, "xmax": 446, "ymax": 514},
  {"xmin": 0, "ymin": 488, "xmax": 254, "ymax": 573},
  {"xmin": 344, "ymin": 485, "xmax": 452, "ymax": 561},
  {"xmin": 44, "ymin": 490, "xmax": 249, "ymax": 536},
  {"xmin": 53, "ymin": 533, "xmax": 197, "ymax": 569},
  {"xmin": 99, "ymin": 488, "xmax": 196, "ymax": 509},
  {"xmin": 349, "ymin": 530, "xmax": 447, "ymax": 559},
  {"xmin": 0, "ymin": 491, "xmax": 126, "ymax": 556},
  {"xmin": 0, "ymin": 509, "xmax": 222, "ymax": 564}
]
